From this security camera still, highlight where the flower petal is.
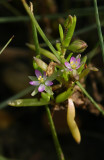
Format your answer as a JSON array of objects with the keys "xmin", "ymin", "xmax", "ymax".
[
  {"xmin": 45, "ymin": 80, "xmax": 53, "ymax": 86},
  {"xmin": 29, "ymin": 81, "xmax": 40, "ymax": 86},
  {"xmin": 43, "ymin": 71, "xmax": 47, "ymax": 80},
  {"xmin": 65, "ymin": 62, "xmax": 71, "ymax": 68},
  {"xmin": 38, "ymin": 84, "xmax": 45, "ymax": 92},
  {"xmin": 65, "ymin": 62, "xmax": 73, "ymax": 71},
  {"xmin": 35, "ymin": 70, "xmax": 42, "ymax": 78},
  {"xmin": 76, "ymin": 64, "xmax": 81, "ymax": 69},
  {"xmin": 70, "ymin": 57, "xmax": 76, "ymax": 63},
  {"xmin": 76, "ymin": 58, "xmax": 80, "ymax": 65}
]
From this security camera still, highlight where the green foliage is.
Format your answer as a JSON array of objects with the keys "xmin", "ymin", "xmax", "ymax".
[
  {"xmin": 0, "ymin": 36, "xmax": 14, "ymax": 55},
  {"xmin": 62, "ymin": 15, "xmax": 76, "ymax": 48},
  {"xmin": 27, "ymin": 43, "xmax": 60, "ymax": 63},
  {"xmin": 56, "ymin": 86, "xmax": 74, "ymax": 103},
  {"xmin": 9, "ymin": 98, "xmax": 49, "ymax": 107},
  {"xmin": 59, "ymin": 24, "xmax": 64, "ymax": 43},
  {"xmin": 41, "ymin": 92, "xmax": 50, "ymax": 102},
  {"xmin": 33, "ymin": 57, "xmax": 48, "ymax": 71}
]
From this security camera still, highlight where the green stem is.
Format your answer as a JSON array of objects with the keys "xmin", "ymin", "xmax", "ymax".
[
  {"xmin": 26, "ymin": 43, "xmax": 60, "ymax": 63},
  {"xmin": 32, "ymin": 23, "xmax": 40, "ymax": 55},
  {"xmin": 93, "ymin": 0, "xmax": 104, "ymax": 61},
  {"xmin": 45, "ymin": 105, "xmax": 65, "ymax": 160},
  {"xmin": 21, "ymin": 0, "xmax": 61, "ymax": 62},
  {"xmin": 76, "ymin": 81, "xmax": 104, "ymax": 115},
  {"xmin": 0, "ymin": 35, "xmax": 14, "ymax": 54}
]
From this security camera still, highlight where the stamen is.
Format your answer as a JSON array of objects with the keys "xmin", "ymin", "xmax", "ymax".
[
  {"xmin": 38, "ymin": 76, "xmax": 42, "ymax": 80},
  {"xmin": 38, "ymin": 76, "xmax": 44, "ymax": 83},
  {"xmin": 70, "ymin": 61, "xmax": 73, "ymax": 64},
  {"xmin": 71, "ymin": 64, "xmax": 76, "ymax": 69}
]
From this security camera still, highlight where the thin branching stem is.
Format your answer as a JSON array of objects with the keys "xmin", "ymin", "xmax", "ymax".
[
  {"xmin": 29, "ymin": 2, "xmax": 40, "ymax": 55},
  {"xmin": 76, "ymin": 81, "xmax": 104, "ymax": 116},
  {"xmin": 32, "ymin": 23, "xmax": 40, "ymax": 55},
  {"xmin": 21, "ymin": 0, "xmax": 61, "ymax": 62},
  {"xmin": 93, "ymin": 0, "xmax": 104, "ymax": 61},
  {"xmin": 0, "ymin": 35, "xmax": 14, "ymax": 54},
  {"xmin": 45, "ymin": 105, "xmax": 65, "ymax": 160}
]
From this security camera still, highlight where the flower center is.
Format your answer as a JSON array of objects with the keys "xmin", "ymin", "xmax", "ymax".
[
  {"xmin": 70, "ymin": 60, "xmax": 77, "ymax": 69},
  {"xmin": 38, "ymin": 76, "xmax": 44, "ymax": 83}
]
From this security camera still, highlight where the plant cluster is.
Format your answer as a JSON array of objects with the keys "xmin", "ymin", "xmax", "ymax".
[{"xmin": 6, "ymin": 1, "xmax": 103, "ymax": 160}]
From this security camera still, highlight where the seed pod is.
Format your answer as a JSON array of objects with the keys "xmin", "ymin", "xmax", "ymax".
[{"xmin": 67, "ymin": 98, "xmax": 81, "ymax": 144}]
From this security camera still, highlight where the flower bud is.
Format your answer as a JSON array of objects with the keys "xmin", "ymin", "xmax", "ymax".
[
  {"xmin": 33, "ymin": 57, "xmax": 48, "ymax": 71},
  {"xmin": 68, "ymin": 40, "xmax": 88, "ymax": 53}
]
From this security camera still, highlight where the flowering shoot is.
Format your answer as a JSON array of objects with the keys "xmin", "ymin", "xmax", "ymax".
[
  {"xmin": 65, "ymin": 54, "xmax": 81, "ymax": 71},
  {"xmin": 29, "ymin": 70, "xmax": 53, "ymax": 96}
]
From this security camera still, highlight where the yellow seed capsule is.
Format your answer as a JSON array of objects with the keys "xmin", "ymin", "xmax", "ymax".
[{"xmin": 67, "ymin": 98, "xmax": 81, "ymax": 144}]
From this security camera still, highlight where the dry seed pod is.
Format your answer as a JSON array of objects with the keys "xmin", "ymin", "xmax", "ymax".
[{"xmin": 67, "ymin": 98, "xmax": 81, "ymax": 143}]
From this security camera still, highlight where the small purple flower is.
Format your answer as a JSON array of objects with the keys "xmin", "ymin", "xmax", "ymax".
[
  {"xmin": 29, "ymin": 70, "xmax": 53, "ymax": 93},
  {"xmin": 65, "ymin": 54, "xmax": 81, "ymax": 71}
]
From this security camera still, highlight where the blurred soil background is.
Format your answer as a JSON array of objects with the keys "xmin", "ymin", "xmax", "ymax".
[{"xmin": 0, "ymin": 0, "xmax": 104, "ymax": 160}]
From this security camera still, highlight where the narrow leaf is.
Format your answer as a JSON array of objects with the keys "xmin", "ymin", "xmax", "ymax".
[
  {"xmin": 41, "ymin": 92, "xmax": 50, "ymax": 102},
  {"xmin": 45, "ymin": 86, "xmax": 53, "ymax": 95},
  {"xmin": 56, "ymin": 86, "xmax": 74, "ymax": 103},
  {"xmin": 79, "ymin": 68, "xmax": 90, "ymax": 80},
  {"xmin": 26, "ymin": 43, "xmax": 60, "ymax": 63},
  {"xmin": 8, "ymin": 98, "xmax": 49, "ymax": 107},
  {"xmin": 59, "ymin": 24, "xmax": 64, "ymax": 43},
  {"xmin": 0, "ymin": 35, "xmax": 14, "ymax": 54},
  {"xmin": 28, "ymin": 76, "xmax": 37, "ymax": 81},
  {"xmin": 22, "ymin": 0, "xmax": 61, "ymax": 62},
  {"xmin": 66, "ymin": 52, "xmax": 73, "ymax": 61},
  {"xmin": 47, "ymin": 70, "xmax": 62, "ymax": 81},
  {"xmin": 63, "ymin": 16, "xmax": 76, "ymax": 47},
  {"xmin": 31, "ymin": 87, "xmax": 38, "ymax": 96}
]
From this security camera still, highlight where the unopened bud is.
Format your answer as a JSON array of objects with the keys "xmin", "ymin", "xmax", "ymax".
[
  {"xmin": 64, "ymin": 15, "xmax": 73, "ymax": 29},
  {"xmin": 33, "ymin": 57, "xmax": 48, "ymax": 71},
  {"xmin": 68, "ymin": 40, "xmax": 88, "ymax": 53}
]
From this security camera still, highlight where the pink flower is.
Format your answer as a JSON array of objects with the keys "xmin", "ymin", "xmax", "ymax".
[
  {"xmin": 65, "ymin": 54, "xmax": 81, "ymax": 71},
  {"xmin": 29, "ymin": 70, "xmax": 53, "ymax": 93}
]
